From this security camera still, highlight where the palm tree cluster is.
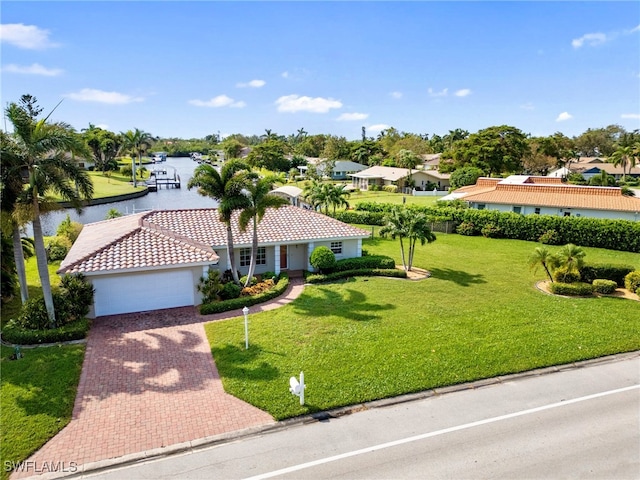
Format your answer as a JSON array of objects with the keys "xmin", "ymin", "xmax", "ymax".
[
  {"xmin": 1, "ymin": 96, "xmax": 94, "ymax": 326},
  {"xmin": 187, "ymin": 160, "xmax": 288, "ymax": 288},
  {"xmin": 379, "ymin": 207, "xmax": 436, "ymax": 272},
  {"xmin": 302, "ymin": 180, "xmax": 351, "ymax": 215},
  {"xmin": 528, "ymin": 244, "xmax": 586, "ymax": 283}
]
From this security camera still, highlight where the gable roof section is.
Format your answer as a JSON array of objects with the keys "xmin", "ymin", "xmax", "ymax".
[
  {"xmin": 456, "ymin": 176, "xmax": 640, "ymax": 212},
  {"xmin": 59, "ymin": 206, "xmax": 370, "ymax": 275}
]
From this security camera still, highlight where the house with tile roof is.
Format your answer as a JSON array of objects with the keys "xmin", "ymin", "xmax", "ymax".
[
  {"xmin": 350, "ymin": 166, "xmax": 451, "ymax": 192},
  {"xmin": 440, "ymin": 175, "xmax": 640, "ymax": 221},
  {"xmin": 58, "ymin": 206, "xmax": 370, "ymax": 317}
]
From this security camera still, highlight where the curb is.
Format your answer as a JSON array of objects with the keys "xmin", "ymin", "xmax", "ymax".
[{"xmin": 25, "ymin": 350, "xmax": 640, "ymax": 480}]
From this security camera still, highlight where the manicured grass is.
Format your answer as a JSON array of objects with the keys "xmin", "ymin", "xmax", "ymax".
[
  {"xmin": 86, "ymin": 170, "xmax": 147, "ymax": 198},
  {"xmin": 348, "ymin": 190, "xmax": 440, "ymax": 206},
  {"xmin": 205, "ymin": 234, "xmax": 640, "ymax": 420},
  {"xmin": 0, "ymin": 344, "xmax": 84, "ymax": 480}
]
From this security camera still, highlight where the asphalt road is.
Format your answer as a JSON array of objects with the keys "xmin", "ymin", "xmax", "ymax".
[{"xmin": 83, "ymin": 355, "xmax": 639, "ymax": 480}]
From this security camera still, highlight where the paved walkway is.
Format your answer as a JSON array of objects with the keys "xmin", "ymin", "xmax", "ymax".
[{"xmin": 13, "ymin": 277, "xmax": 305, "ymax": 479}]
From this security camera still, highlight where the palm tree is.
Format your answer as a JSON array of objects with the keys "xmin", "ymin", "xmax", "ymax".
[
  {"xmin": 609, "ymin": 145, "xmax": 634, "ymax": 181},
  {"xmin": 121, "ymin": 128, "xmax": 154, "ymax": 187},
  {"xmin": 187, "ymin": 160, "xmax": 251, "ymax": 284},
  {"xmin": 326, "ymin": 184, "xmax": 351, "ymax": 215},
  {"xmin": 555, "ymin": 243, "xmax": 586, "ymax": 274},
  {"xmin": 302, "ymin": 179, "xmax": 326, "ymax": 212},
  {"xmin": 4, "ymin": 99, "xmax": 94, "ymax": 327},
  {"xmin": 379, "ymin": 207, "xmax": 436, "ymax": 272},
  {"xmin": 237, "ymin": 174, "xmax": 289, "ymax": 286},
  {"xmin": 528, "ymin": 246, "xmax": 556, "ymax": 282},
  {"xmin": 396, "ymin": 149, "xmax": 420, "ymax": 190}
]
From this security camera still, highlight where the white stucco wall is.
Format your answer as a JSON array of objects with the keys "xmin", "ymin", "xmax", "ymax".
[{"xmin": 469, "ymin": 202, "xmax": 640, "ymax": 221}]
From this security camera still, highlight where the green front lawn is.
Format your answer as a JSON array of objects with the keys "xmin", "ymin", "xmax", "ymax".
[
  {"xmin": 205, "ymin": 234, "xmax": 640, "ymax": 420},
  {"xmin": 0, "ymin": 344, "xmax": 84, "ymax": 480}
]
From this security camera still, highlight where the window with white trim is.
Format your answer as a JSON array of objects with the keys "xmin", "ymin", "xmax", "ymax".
[
  {"xmin": 240, "ymin": 247, "xmax": 266, "ymax": 267},
  {"xmin": 330, "ymin": 241, "xmax": 343, "ymax": 255}
]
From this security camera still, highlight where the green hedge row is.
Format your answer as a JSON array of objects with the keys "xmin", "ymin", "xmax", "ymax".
[
  {"xmin": 1, "ymin": 318, "xmax": 91, "ymax": 345},
  {"xmin": 330, "ymin": 255, "xmax": 396, "ymax": 272},
  {"xmin": 199, "ymin": 276, "xmax": 290, "ymax": 315},
  {"xmin": 347, "ymin": 202, "xmax": 640, "ymax": 252},
  {"xmin": 592, "ymin": 279, "xmax": 617, "ymax": 295},
  {"xmin": 580, "ymin": 264, "xmax": 636, "ymax": 286},
  {"xmin": 548, "ymin": 282, "xmax": 594, "ymax": 296},
  {"xmin": 305, "ymin": 268, "xmax": 407, "ymax": 284}
]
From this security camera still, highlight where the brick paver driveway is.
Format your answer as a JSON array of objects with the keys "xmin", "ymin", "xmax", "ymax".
[{"xmin": 14, "ymin": 307, "xmax": 275, "ymax": 478}]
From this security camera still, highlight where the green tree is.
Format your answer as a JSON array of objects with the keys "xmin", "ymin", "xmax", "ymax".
[
  {"xmin": 237, "ymin": 174, "xmax": 289, "ymax": 286},
  {"xmin": 609, "ymin": 144, "xmax": 635, "ymax": 181},
  {"xmin": 4, "ymin": 98, "xmax": 94, "ymax": 327},
  {"xmin": 450, "ymin": 166, "xmax": 485, "ymax": 189},
  {"xmin": 220, "ymin": 137, "xmax": 245, "ymax": 160},
  {"xmin": 528, "ymin": 246, "xmax": 556, "ymax": 282},
  {"xmin": 555, "ymin": 244, "xmax": 586, "ymax": 275},
  {"xmin": 121, "ymin": 128, "xmax": 154, "ymax": 187},
  {"xmin": 187, "ymin": 160, "xmax": 252, "ymax": 284},
  {"xmin": 379, "ymin": 207, "xmax": 436, "ymax": 272},
  {"xmin": 82, "ymin": 124, "xmax": 122, "ymax": 173},
  {"xmin": 395, "ymin": 149, "xmax": 420, "ymax": 188},
  {"xmin": 326, "ymin": 183, "xmax": 351, "ymax": 215},
  {"xmin": 246, "ymin": 139, "xmax": 291, "ymax": 172},
  {"xmin": 574, "ymin": 125, "xmax": 625, "ymax": 157},
  {"xmin": 321, "ymin": 135, "xmax": 350, "ymax": 160},
  {"xmin": 588, "ymin": 170, "xmax": 615, "ymax": 186}
]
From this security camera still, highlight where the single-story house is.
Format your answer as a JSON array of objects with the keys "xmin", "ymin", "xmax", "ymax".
[
  {"xmin": 440, "ymin": 175, "xmax": 640, "ymax": 221},
  {"xmin": 298, "ymin": 158, "xmax": 367, "ymax": 180},
  {"xmin": 270, "ymin": 185, "xmax": 304, "ymax": 207},
  {"xmin": 549, "ymin": 158, "xmax": 640, "ymax": 181},
  {"xmin": 350, "ymin": 166, "xmax": 451, "ymax": 192},
  {"xmin": 58, "ymin": 206, "xmax": 370, "ymax": 317}
]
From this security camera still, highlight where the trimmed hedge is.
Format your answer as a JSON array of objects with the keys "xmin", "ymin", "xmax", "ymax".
[
  {"xmin": 580, "ymin": 264, "xmax": 636, "ymax": 286},
  {"xmin": 592, "ymin": 279, "xmax": 617, "ymax": 295},
  {"xmin": 624, "ymin": 271, "xmax": 640, "ymax": 293},
  {"xmin": 330, "ymin": 255, "xmax": 396, "ymax": 272},
  {"xmin": 305, "ymin": 268, "xmax": 407, "ymax": 284},
  {"xmin": 1, "ymin": 318, "xmax": 91, "ymax": 345},
  {"xmin": 549, "ymin": 282, "xmax": 594, "ymax": 296},
  {"xmin": 200, "ymin": 276, "xmax": 290, "ymax": 315}
]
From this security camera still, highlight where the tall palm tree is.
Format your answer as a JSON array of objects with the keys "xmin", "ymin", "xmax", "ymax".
[
  {"xmin": 326, "ymin": 184, "xmax": 351, "ymax": 215},
  {"xmin": 121, "ymin": 128, "xmax": 154, "ymax": 187},
  {"xmin": 4, "ymin": 100, "xmax": 94, "ymax": 327},
  {"xmin": 396, "ymin": 149, "xmax": 420, "ymax": 190},
  {"xmin": 609, "ymin": 145, "xmax": 634, "ymax": 181},
  {"xmin": 237, "ymin": 174, "xmax": 289, "ymax": 286},
  {"xmin": 187, "ymin": 160, "xmax": 251, "ymax": 284}
]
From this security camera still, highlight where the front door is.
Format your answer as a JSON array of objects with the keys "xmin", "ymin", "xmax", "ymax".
[{"xmin": 280, "ymin": 245, "xmax": 288, "ymax": 270}]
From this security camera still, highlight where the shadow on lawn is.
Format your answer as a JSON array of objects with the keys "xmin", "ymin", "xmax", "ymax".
[
  {"xmin": 210, "ymin": 343, "xmax": 280, "ymax": 381},
  {"xmin": 428, "ymin": 267, "xmax": 486, "ymax": 287},
  {"xmin": 294, "ymin": 281, "xmax": 395, "ymax": 321}
]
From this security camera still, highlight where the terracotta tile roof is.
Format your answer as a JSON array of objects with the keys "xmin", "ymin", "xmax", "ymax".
[
  {"xmin": 456, "ymin": 176, "xmax": 640, "ymax": 213},
  {"xmin": 58, "ymin": 206, "xmax": 370, "ymax": 275}
]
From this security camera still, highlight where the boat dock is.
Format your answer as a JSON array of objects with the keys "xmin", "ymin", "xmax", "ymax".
[{"xmin": 145, "ymin": 166, "xmax": 181, "ymax": 191}]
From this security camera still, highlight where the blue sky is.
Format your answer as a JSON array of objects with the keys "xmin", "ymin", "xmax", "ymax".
[{"xmin": 1, "ymin": 1, "xmax": 639, "ymax": 141}]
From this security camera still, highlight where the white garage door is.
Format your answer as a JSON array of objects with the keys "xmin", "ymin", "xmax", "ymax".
[{"xmin": 92, "ymin": 269, "xmax": 195, "ymax": 317}]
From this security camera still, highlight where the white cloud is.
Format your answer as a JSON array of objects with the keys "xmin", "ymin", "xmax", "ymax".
[
  {"xmin": 65, "ymin": 88, "xmax": 143, "ymax": 104},
  {"xmin": 572, "ymin": 32, "xmax": 607, "ymax": 48},
  {"xmin": 189, "ymin": 95, "xmax": 246, "ymax": 108},
  {"xmin": 0, "ymin": 23, "xmax": 59, "ymax": 49},
  {"xmin": 428, "ymin": 87, "xmax": 448, "ymax": 97},
  {"xmin": 621, "ymin": 113, "xmax": 640, "ymax": 119},
  {"xmin": 337, "ymin": 112, "xmax": 369, "ymax": 121},
  {"xmin": 237, "ymin": 79, "xmax": 266, "ymax": 88},
  {"xmin": 368, "ymin": 124, "xmax": 390, "ymax": 133},
  {"xmin": 520, "ymin": 102, "xmax": 535, "ymax": 110},
  {"xmin": 3, "ymin": 63, "xmax": 63, "ymax": 76},
  {"xmin": 275, "ymin": 94, "xmax": 342, "ymax": 113},
  {"xmin": 454, "ymin": 88, "xmax": 472, "ymax": 97},
  {"xmin": 390, "ymin": 91, "xmax": 403, "ymax": 99},
  {"xmin": 556, "ymin": 112, "xmax": 573, "ymax": 122},
  {"xmin": 281, "ymin": 71, "xmax": 289, "ymax": 79}
]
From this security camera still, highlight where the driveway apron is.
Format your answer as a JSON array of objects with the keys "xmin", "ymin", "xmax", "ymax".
[{"xmin": 12, "ymin": 304, "xmax": 287, "ymax": 478}]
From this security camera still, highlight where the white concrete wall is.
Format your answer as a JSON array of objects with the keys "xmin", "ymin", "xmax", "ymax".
[{"xmin": 469, "ymin": 202, "xmax": 640, "ymax": 221}]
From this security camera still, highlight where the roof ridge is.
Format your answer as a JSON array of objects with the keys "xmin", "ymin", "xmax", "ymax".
[{"xmin": 142, "ymin": 218, "xmax": 216, "ymax": 252}]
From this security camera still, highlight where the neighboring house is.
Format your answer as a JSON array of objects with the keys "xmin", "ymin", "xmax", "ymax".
[
  {"xmin": 350, "ymin": 166, "xmax": 451, "ymax": 192},
  {"xmin": 440, "ymin": 175, "xmax": 640, "ymax": 221},
  {"xmin": 58, "ymin": 206, "xmax": 370, "ymax": 317},
  {"xmin": 419, "ymin": 153, "xmax": 441, "ymax": 170},
  {"xmin": 549, "ymin": 158, "xmax": 640, "ymax": 181},
  {"xmin": 270, "ymin": 185, "xmax": 304, "ymax": 207},
  {"xmin": 298, "ymin": 158, "xmax": 367, "ymax": 180}
]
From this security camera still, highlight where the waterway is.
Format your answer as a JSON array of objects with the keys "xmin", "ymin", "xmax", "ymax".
[{"xmin": 39, "ymin": 157, "xmax": 217, "ymax": 235}]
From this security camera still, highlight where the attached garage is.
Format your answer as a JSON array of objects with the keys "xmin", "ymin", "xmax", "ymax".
[{"xmin": 91, "ymin": 269, "xmax": 197, "ymax": 317}]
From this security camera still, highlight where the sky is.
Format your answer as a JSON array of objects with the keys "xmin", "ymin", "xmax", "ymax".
[{"xmin": 1, "ymin": 1, "xmax": 639, "ymax": 141}]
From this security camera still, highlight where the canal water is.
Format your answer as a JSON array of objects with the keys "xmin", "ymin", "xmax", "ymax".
[{"xmin": 39, "ymin": 157, "xmax": 217, "ymax": 235}]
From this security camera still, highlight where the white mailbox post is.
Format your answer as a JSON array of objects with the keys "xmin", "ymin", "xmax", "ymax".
[
  {"xmin": 289, "ymin": 371, "xmax": 305, "ymax": 405},
  {"xmin": 242, "ymin": 306, "xmax": 249, "ymax": 350}
]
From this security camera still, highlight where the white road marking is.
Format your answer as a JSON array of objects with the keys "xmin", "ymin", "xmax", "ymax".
[{"xmin": 244, "ymin": 384, "xmax": 640, "ymax": 480}]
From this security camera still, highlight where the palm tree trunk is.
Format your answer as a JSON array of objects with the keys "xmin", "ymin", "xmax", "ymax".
[
  {"xmin": 12, "ymin": 225, "xmax": 29, "ymax": 304},
  {"xmin": 132, "ymin": 154, "xmax": 137, "ymax": 188},
  {"xmin": 245, "ymin": 218, "xmax": 258, "ymax": 287},
  {"xmin": 407, "ymin": 237, "xmax": 415, "ymax": 271},
  {"xmin": 226, "ymin": 223, "xmax": 240, "ymax": 284},
  {"xmin": 32, "ymin": 199, "xmax": 56, "ymax": 327},
  {"xmin": 399, "ymin": 237, "xmax": 408, "ymax": 271}
]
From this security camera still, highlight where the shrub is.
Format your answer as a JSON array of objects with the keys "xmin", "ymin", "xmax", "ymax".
[
  {"xmin": 481, "ymin": 223, "xmax": 502, "ymax": 238},
  {"xmin": 241, "ymin": 279, "xmax": 275, "ymax": 297},
  {"xmin": 305, "ymin": 269, "xmax": 407, "ymax": 284},
  {"xmin": 240, "ymin": 275, "xmax": 257, "ymax": 286},
  {"xmin": 1, "ymin": 318, "xmax": 91, "ymax": 345},
  {"xmin": 220, "ymin": 281, "xmax": 242, "ymax": 300},
  {"xmin": 624, "ymin": 271, "xmax": 640, "ymax": 293},
  {"xmin": 260, "ymin": 271, "xmax": 278, "ymax": 281},
  {"xmin": 553, "ymin": 267, "xmax": 581, "ymax": 284},
  {"xmin": 198, "ymin": 269, "xmax": 224, "ymax": 303},
  {"xmin": 59, "ymin": 274, "xmax": 94, "ymax": 323},
  {"xmin": 222, "ymin": 269, "xmax": 241, "ymax": 283},
  {"xmin": 310, "ymin": 246, "xmax": 336, "ymax": 273},
  {"xmin": 333, "ymin": 255, "xmax": 396, "ymax": 272},
  {"xmin": 456, "ymin": 222, "xmax": 478, "ymax": 236},
  {"xmin": 539, "ymin": 229, "xmax": 561, "ymax": 245},
  {"xmin": 120, "ymin": 165, "xmax": 133, "ymax": 177},
  {"xmin": 580, "ymin": 264, "xmax": 636, "ymax": 286},
  {"xmin": 56, "ymin": 215, "xmax": 83, "ymax": 244},
  {"xmin": 592, "ymin": 279, "xmax": 617, "ymax": 295},
  {"xmin": 200, "ymin": 276, "xmax": 290, "ymax": 315},
  {"xmin": 450, "ymin": 166, "xmax": 485, "ymax": 189},
  {"xmin": 45, "ymin": 236, "xmax": 72, "ymax": 262},
  {"xmin": 383, "ymin": 185, "xmax": 398, "ymax": 193},
  {"xmin": 15, "ymin": 293, "xmax": 69, "ymax": 330},
  {"xmin": 549, "ymin": 282, "xmax": 593, "ymax": 296}
]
